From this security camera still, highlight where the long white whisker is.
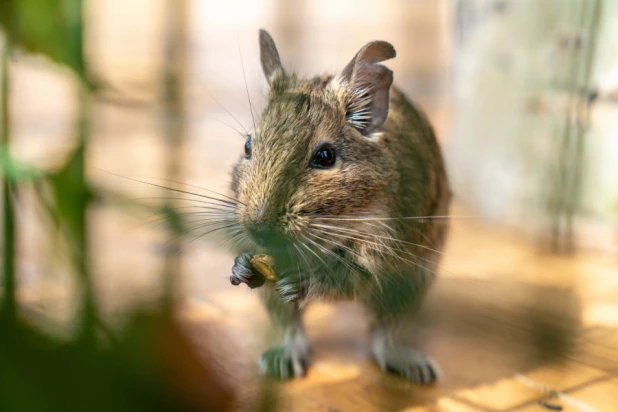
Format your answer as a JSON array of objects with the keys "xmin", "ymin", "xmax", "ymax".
[
  {"xmin": 218, "ymin": 226, "xmax": 246, "ymax": 250},
  {"xmin": 310, "ymin": 224, "xmax": 400, "ymax": 258},
  {"xmin": 313, "ymin": 215, "xmax": 472, "ymax": 222},
  {"xmin": 237, "ymin": 34, "xmax": 258, "ymax": 140},
  {"xmin": 310, "ymin": 225, "xmax": 442, "ymax": 278},
  {"xmin": 169, "ymin": 218, "xmax": 236, "ymax": 242},
  {"xmin": 299, "ymin": 236, "xmax": 333, "ymax": 274},
  {"xmin": 102, "ymin": 171, "xmax": 242, "ymax": 207},
  {"xmin": 208, "ymin": 93, "xmax": 249, "ymax": 135},
  {"xmin": 311, "ymin": 222, "xmax": 446, "ymax": 257},
  {"xmin": 292, "ymin": 242, "xmax": 315, "ymax": 273},
  {"xmin": 145, "ymin": 211, "xmax": 235, "ymax": 228},
  {"xmin": 302, "ymin": 231, "xmax": 365, "ymax": 283},
  {"xmin": 121, "ymin": 174, "xmax": 244, "ymax": 206},
  {"xmin": 137, "ymin": 197, "xmax": 238, "ymax": 210},
  {"xmin": 187, "ymin": 222, "xmax": 240, "ymax": 246}
]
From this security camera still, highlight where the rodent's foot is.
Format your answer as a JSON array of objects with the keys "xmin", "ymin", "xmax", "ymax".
[
  {"xmin": 230, "ymin": 253, "xmax": 265, "ymax": 289},
  {"xmin": 259, "ymin": 344, "xmax": 310, "ymax": 380},
  {"xmin": 375, "ymin": 347, "xmax": 440, "ymax": 385},
  {"xmin": 274, "ymin": 273, "xmax": 309, "ymax": 303}
]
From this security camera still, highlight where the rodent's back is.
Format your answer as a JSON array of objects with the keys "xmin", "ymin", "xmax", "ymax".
[{"xmin": 382, "ymin": 87, "xmax": 451, "ymax": 267}]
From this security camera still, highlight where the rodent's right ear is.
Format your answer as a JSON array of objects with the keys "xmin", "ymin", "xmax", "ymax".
[
  {"xmin": 340, "ymin": 41, "xmax": 396, "ymax": 135},
  {"xmin": 259, "ymin": 29, "xmax": 285, "ymax": 86}
]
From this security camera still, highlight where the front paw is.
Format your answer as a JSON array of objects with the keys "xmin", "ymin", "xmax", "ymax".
[
  {"xmin": 274, "ymin": 273, "xmax": 308, "ymax": 303},
  {"xmin": 375, "ymin": 347, "xmax": 440, "ymax": 385},
  {"xmin": 259, "ymin": 344, "xmax": 310, "ymax": 380},
  {"xmin": 230, "ymin": 254, "xmax": 265, "ymax": 289}
]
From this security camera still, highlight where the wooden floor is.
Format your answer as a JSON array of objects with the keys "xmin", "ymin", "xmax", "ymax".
[
  {"xmin": 173, "ymin": 202, "xmax": 618, "ymax": 412},
  {"xmin": 19, "ymin": 194, "xmax": 618, "ymax": 411},
  {"xmin": 13, "ymin": 100, "xmax": 617, "ymax": 410},
  {"xmin": 7, "ymin": 81, "xmax": 615, "ymax": 409},
  {"xmin": 9, "ymin": 11, "xmax": 618, "ymax": 406}
]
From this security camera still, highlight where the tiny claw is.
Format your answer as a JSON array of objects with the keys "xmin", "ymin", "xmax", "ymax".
[{"xmin": 230, "ymin": 253, "xmax": 266, "ymax": 289}]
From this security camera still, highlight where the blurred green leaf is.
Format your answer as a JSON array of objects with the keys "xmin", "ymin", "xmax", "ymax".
[
  {"xmin": 0, "ymin": 0, "xmax": 84, "ymax": 73},
  {"xmin": 0, "ymin": 145, "xmax": 44, "ymax": 181},
  {"xmin": 0, "ymin": 311, "xmax": 235, "ymax": 412},
  {"xmin": 50, "ymin": 145, "xmax": 89, "ymax": 235}
]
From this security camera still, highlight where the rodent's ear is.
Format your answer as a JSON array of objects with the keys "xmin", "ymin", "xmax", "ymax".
[
  {"xmin": 259, "ymin": 29, "xmax": 285, "ymax": 86},
  {"xmin": 340, "ymin": 41, "xmax": 396, "ymax": 134}
]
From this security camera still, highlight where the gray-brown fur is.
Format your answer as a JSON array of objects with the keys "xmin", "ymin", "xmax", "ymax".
[{"xmin": 229, "ymin": 30, "xmax": 450, "ymax": 384}]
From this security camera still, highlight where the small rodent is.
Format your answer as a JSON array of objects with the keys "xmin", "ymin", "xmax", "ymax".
[{"xmin": 228, "ymin": 29, "xmax": 450, "ymax": 384}]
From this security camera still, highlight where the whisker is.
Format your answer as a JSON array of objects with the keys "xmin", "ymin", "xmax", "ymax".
[
  {"xmin": 312, "ymin": 224, "xmax": 398, "ymax": 253},
  {"xmin": 299, "ymin": 236, "xmax": 332, "ymax": 274},
  {"xmin": 309, "ymin": 225, "xmax": 444, "ymax": 278},
  {"xmin": 210, "ymin": 225, "xmax": 246, "ymax": 251},
  {"xmin": 307, "ymin": 229, "xmax": 388, "ymax": 293},
  {"xmin": 311, "ymin": 222, "xmax": 446, "ymax": 257},
  {"xmin": 136, "ymin": 198, "xmax": 236, "ymax": 211},
  {"xmin": 156, "ymin": 204, "xmax": 235, "ymax": 212},
  {"xmin": 302, "ymin": 232, "xmax": 365, "ymax": 281},
  {"xmin": 144, "ymin": 211, "xmax": 235, "ymax": 228},
  {"xmin": 133, "ymin": 175, "xmax": 243, "ymax": 206},
  {"xmin": 208, "ymin": 93, "xmax": 249, "ymax": 135},
  {"xmin": 175, "ymin": 211, "xmax": 236, "ymax": 218},
  {"xmin": 168, "ymin": 218, "xmax": 236, "ymax": 243},
  {"xmin": 213, "ymin": 117, "xmax": 246, "ymax": 139},
  {"xmin": 100, "ymin": 170, "xmax": 243, "ymax": 207},
  {"xmin": 226, "ymin": 228, "xmax": 249, "ymax": 250},
  {"xmin": 292, "ymin": 242, "xmax": 315, "ymax": 273},
  {"xmin": 301, "ymin": 233, "xmax": 369, "ymax": 301},
  {"xmin": 307, "ymin": 227, "xmax": 361, "ymax": 259},
  {"xmin": 309, "ymin": 224, "xmax": 401, "ymax": 262},
  {"xmin": 307, "ymin": 226, "xmax": 393, "ymax": 269},
  {"xmin": 237, "ymin": 34, "xmax": 258, "ymax": 139},
  {"xmin": 187, "ymin": 222, "xmax": 240, "ymax": 247},
  {"xmin": 359, "ymin": 219, "xmax": 398, "ymax": 236},
  {"xmin": 313, "ymin": 215, "xmax": 473, "ymax": 222}
]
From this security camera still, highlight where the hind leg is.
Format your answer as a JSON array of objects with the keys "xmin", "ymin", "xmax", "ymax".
[{"xmin": 362, "ymin": 271, "xmax": 439, "ymax": 385}]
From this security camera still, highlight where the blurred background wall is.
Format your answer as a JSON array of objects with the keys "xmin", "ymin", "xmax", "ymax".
[
  {"xmin": 12, "ymin": 0, "xmax": 617, "ymax": 259},
  {"xmin": 8, "ymin": 0, "xmax": 458, "ymax": 315},
  {"xmin": 3, "ymin": 1, "xmax": 618, "ymax": 410},
  {"xmin": 449, "ymin": 0, "xmax": 618, "ymax": 254},
  {"xmin": 4, "ymin": 0, "xmax": 615, "ymax": 326}
]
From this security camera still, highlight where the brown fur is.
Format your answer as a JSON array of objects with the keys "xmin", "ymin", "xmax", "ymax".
[
  {"xmin": 231, "ymin": 68, "xmax": 450, "ymax": 296},
  {"xmin": 229, "ymin": 30, "xmax": 451, "ymax": 383}
]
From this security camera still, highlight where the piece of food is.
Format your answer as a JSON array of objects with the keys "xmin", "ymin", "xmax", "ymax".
[{"xmin": 250, "ymin": 254, "xmax": 279, "ymax": 282}]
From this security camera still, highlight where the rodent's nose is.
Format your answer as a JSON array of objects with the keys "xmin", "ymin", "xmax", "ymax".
[{"xmin": 245, "ymin": 207, "xmax": 279, "ymax": 245}]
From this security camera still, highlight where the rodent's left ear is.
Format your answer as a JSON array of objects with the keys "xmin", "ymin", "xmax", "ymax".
[
  {"xmin": 259, "ymin": 29, "xmax": 285, "ymax": 86},
  {"xmin": 340, "ymin": 41, "xmax": 396, "ymax": 135}
]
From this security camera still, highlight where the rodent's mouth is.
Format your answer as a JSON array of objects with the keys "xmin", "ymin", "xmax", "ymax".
[{"xmin": 245, "ymin": 228, "xmax": 293, "ymax": 255}]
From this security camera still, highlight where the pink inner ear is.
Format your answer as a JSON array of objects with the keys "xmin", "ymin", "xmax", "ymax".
[
  {"xmin": 342, "ymin": 41, "xmax": 396, "ymax": 134},
  {"xmin": 341, "ymin": 41, "xmax": 396, "ymax": 85}
]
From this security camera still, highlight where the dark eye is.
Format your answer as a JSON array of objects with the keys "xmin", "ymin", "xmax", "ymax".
[
  {"xmin": 244, "ymin": 135, "xmax": 252, "ymax": 159},
  {"xmin": 310, "ymin": 144, "xmax": 337, "ymax": 169}
]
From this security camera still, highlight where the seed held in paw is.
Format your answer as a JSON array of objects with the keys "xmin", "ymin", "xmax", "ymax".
[{"xmin": 250, "ymin": 254, "xmax": 279, "ymax": 282}]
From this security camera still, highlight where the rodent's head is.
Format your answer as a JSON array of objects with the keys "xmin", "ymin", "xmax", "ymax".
[{"xmin": 231, "ymin": 30, "xmax": 397, "ymax": 256}]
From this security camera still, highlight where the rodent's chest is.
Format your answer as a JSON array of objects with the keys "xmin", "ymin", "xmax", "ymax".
[{"xmin": 302, "ymin": 261, "xmax": 374, "ymax": 300}]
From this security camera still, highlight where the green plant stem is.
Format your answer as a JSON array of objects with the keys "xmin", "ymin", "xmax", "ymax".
[
  {"xmin": 0, "ymin": 38, "xmax": 15, "ymax": 322},
  {"xmin": 161, "ymin": 0, "xmax": 188, "ymax": 311},
  {"xmin": 76, "ymin": 83, "xmax": 96, "ymax": 343}
]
